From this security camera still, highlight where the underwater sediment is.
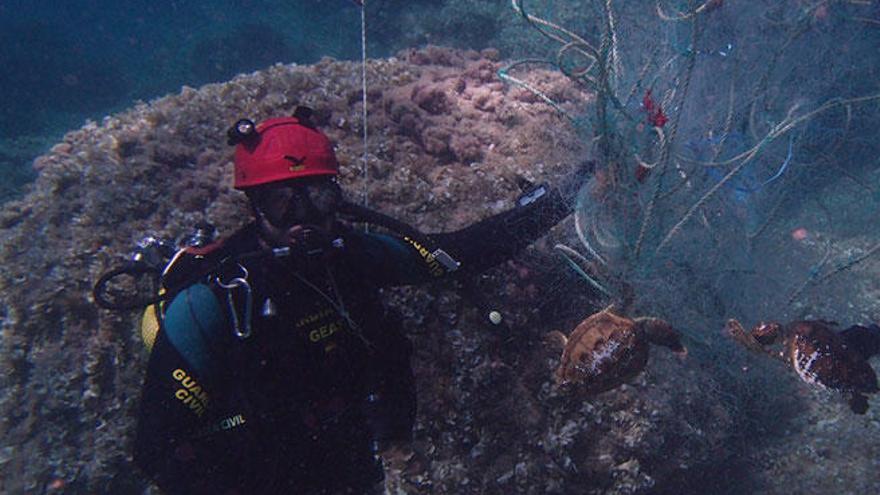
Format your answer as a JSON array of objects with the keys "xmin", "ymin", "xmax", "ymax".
[{"xmin": 0, "ymin": 47, "xmax": 878, "ymax": 494}]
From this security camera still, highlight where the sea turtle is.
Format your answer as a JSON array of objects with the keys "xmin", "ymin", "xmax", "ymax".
[
  {"xmin": 547, "ymin": 307, "xmax": 686, "ymax": 394},
  {"xmin": 725, "ymin": 319, "xmax": 880, "ymax": 414}
]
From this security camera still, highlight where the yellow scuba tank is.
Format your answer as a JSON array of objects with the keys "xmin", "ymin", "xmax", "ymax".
[{"xmin": 140, "ymin": 302, "xmax": 162, "ymax": 352}]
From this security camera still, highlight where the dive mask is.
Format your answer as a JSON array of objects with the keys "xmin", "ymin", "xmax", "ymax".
[{"xmin": 246, "ymin": 178, "xmax": 341, "ymax": 229}]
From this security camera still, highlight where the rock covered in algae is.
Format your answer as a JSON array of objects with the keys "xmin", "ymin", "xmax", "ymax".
[{"xmin": 0, "ymin": 47, "xmax": 734, "ymax": 494}]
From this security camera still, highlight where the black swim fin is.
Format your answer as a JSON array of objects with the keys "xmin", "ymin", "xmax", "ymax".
[{"xmin": 839, "ymin": 324, "xmax": 880, "ymax": 360}]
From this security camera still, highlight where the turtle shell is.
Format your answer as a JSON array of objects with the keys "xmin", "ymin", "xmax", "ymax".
[
  {"xmin": 554, "ymin": 310, "xmax": 649, "ymax": 393},
  {"xmin": 783, "ymin": 321, "xmax": 879, "ymax": 395}
]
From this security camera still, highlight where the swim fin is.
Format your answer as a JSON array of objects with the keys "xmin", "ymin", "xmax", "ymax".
[{"xmin": 839, "ymin": 324, "xmax": 880, "ymax": 360}]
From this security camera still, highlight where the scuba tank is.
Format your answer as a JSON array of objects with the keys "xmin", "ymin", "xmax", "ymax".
[{"xmin": 93, "ymin": 223, "xmax": 220, "ymax": 311}]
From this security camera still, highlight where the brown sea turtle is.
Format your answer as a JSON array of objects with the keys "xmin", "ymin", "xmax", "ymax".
[
  {"xmin": 547, "ymin": 307, "xmax": 687, "ymax": 393},
  {"xmin": 725, "ymin": 319, "xmax": 880, "ymax": 414}
]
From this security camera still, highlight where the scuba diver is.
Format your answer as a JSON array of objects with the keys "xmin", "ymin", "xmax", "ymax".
[{"xmin": 119, "ymin": 107, "xmax": 581, "ymax": 494}]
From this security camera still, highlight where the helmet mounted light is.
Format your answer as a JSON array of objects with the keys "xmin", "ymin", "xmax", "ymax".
[{"xmin": 227, "ymin": 119, "xmax": 258, "ymax": 146}]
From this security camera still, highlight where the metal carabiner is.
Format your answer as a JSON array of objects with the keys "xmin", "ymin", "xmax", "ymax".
[{"xmin": 216, "ymin": 264, "xmax": 253, "ymax": 339}]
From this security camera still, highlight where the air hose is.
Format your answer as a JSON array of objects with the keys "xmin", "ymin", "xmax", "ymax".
[{"xmin": 93, "ymin": 202, "xmax": 459, "ymax": 312}]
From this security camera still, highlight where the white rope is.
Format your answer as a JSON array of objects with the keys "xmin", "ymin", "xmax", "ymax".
[{"xmin": 360, "ymin": 0, "xmax": 369, "ymax": 211}]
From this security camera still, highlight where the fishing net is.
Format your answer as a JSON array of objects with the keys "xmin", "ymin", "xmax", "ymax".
[
  {"xmin": 494, "ymin": 5, "xmax": 880, "ymax": 474},
  {"xmin": 504, "ymin": 0, "xmax": 880, "ymax": 330}
]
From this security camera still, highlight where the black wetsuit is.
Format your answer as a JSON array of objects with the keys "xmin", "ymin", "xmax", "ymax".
[{"xmin": 133, "ymin": 189, "xmax": 570, "ymax": 494}]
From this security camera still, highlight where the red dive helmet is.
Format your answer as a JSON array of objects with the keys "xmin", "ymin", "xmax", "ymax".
[{"xmin": 230, "ymin": 107, "xmax": 339, "ymax": 189}]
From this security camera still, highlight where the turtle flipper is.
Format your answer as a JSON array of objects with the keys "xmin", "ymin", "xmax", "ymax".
[
  {"xmin": 725, "ymin": 319, "xmax": 774, "ymax": 355},
  {"xmin": 847, "ymin": 392, "xmax": 869, "ymax": 415},
  {"xmin": 544, "ymin": 330, "xmax": 568, "ymax": 351},
  {"xmin": 839, "ymin": 324, "xmax": 880, "ymax": 360},
  {"xmin": 636, "ymin": 317, "xmax": 686, "ymax": 355}
]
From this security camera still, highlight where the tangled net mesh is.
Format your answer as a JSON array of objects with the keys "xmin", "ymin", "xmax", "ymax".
[{"xmin": 505, "ymin": 0, "xmax": 880, "ymax": 325}]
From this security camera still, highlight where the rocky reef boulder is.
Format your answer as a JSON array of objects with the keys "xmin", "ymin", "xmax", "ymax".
[{"xmin": 0, "ymin": 47, "xmax": 734, "ymax": 494}]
